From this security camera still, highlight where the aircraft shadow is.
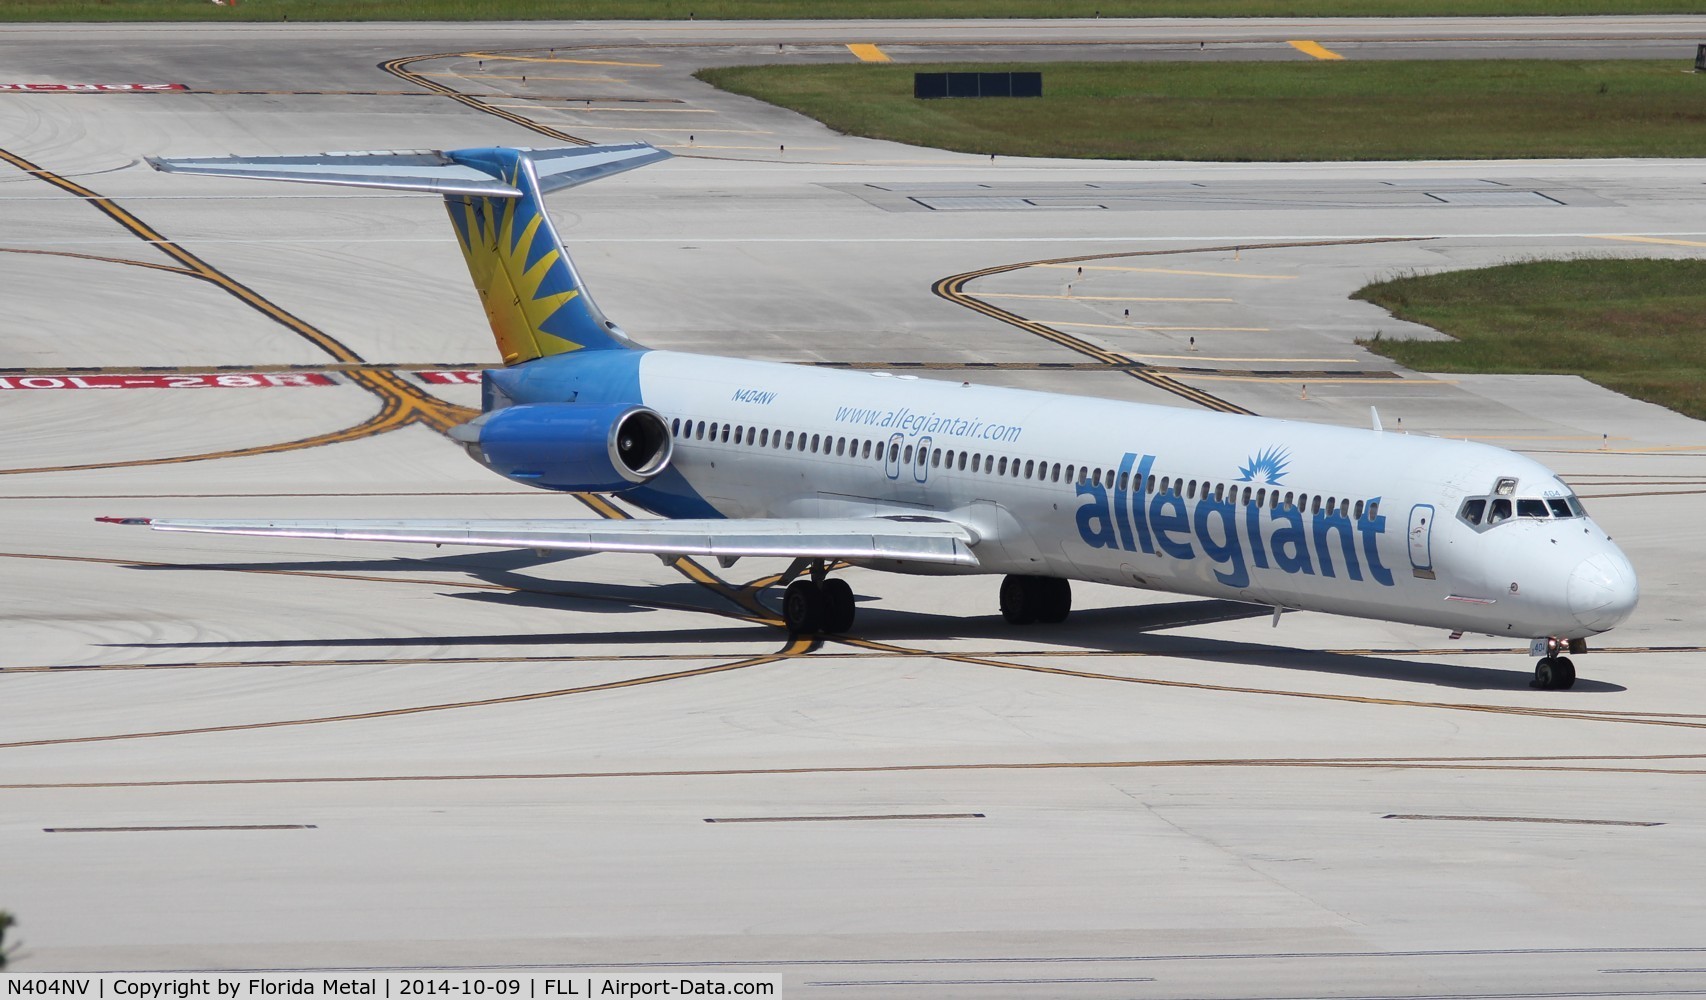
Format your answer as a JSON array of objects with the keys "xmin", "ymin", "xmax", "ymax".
[
  {"xmin": 846, "ymin": 600, "xmax": 1627, "ymax": 693},
  {"xmin": 117, "ymin": 554, "xmax": 1624, "ymax": 692}
]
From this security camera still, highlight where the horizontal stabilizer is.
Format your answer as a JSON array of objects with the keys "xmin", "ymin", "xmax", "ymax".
[
  {"xmin": 146, "ymin": 142, "xmax": 670, "ymax": 197},
  {"xmin": 104, "ymin": 516, "xmax": 981, "ymax": 567}
]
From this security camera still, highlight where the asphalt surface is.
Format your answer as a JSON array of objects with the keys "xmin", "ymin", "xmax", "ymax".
[{"xmin": 2, "ymin": 17, "xmax": 1706, "ymax": 998}]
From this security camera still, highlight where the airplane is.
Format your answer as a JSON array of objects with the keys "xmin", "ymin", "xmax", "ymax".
[{"xmin": 103, "ymin": 142, "xmax": 1639, "ymax": 691}]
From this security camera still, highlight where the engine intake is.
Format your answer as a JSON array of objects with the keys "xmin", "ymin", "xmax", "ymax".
[{"xmin": 452, "ymin": 402, "xmax": 673, "ymax": 493}]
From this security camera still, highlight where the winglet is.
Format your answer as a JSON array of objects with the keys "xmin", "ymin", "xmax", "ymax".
[{"xmin": 95, "ymin": 517, "xmax": 153, "ymax": 526}]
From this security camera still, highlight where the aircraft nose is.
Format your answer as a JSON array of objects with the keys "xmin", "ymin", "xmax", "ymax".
[{"xmin": 1568, "ymin": 549, "xmax": 1639, "ymax": 632}]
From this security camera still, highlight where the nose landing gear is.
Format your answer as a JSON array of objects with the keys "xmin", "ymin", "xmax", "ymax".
[
  {"xmin": 1531, "ymin": 636, "xmax": 1584, "ymax": 690},
  {"xmin": 1533, "ymin": 656, "xmax": 1576, "ymax": 690}
]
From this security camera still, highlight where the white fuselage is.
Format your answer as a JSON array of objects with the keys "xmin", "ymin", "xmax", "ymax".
[{"xmin": 622, "ymin": 351, "xmax": 1637, "ymax": 641}]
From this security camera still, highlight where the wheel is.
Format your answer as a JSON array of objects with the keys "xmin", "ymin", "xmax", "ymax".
[
  {"xmin": 783, "ymin": 579, "xmax": 824, "ymax": 634},
  {"xmin": 1534, "ymin": 656, "xmax": 1578, "ymax": 690},
  {"xmin": 820, "ymin": 578, "xmax": 856, "ymax": 634},
  {"xmin": 999, "ymin": 575, "xmax": 1037, "ymax": 625},
  {"xmin": 1037, "ymin": 577, "xmax": 1072, "ymax": 624}
]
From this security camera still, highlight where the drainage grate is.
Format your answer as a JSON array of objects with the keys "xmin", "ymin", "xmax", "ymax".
[{"xmin": 1384, "ymin": 814, "xmax": 1659, "ymax": 827}]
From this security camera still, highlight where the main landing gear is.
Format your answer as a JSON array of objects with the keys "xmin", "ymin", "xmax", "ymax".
[
  {"xmin": 782, "ymin": 560, "xmax": 856, "ymax": 635},
  {"xmin": 1532, "ymin": 636, "xmax": 1581, "ymax": 690},
  {"xmin": 1000, "ymin": 575, "xmax": 1071, "ymax": 625}
]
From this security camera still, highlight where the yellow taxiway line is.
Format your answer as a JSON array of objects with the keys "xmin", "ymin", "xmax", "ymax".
[
  {"xmin": 1039, "ymin": 320, "xmax": 1269, "ymax": 332},
  {"xmin": 464, "ymin": 52, "xmax": 660, "ymax": 68},
  {"xmin": 1590, "ymin": 234, "xmax": 1706, "ymax": 248},
  {"xmin": 982, "ymin": 293, "xmax": 1235, "ymax": 303},
  {"xmin": 1039, "ymin": 264, "xmax": 1296, "ymax": 280},
  {"xmin": 846, "ymin": 43, "xmax": 892, "ymax": 63},
  {"xmin": 1289, "ymin": 39, "xmax": 1346, "ymax": 60}
]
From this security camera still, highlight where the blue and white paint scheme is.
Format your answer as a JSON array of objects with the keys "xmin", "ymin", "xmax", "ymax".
[{"xmin": 123, "ymin": 143, "xmax": 1638, "ymax": 690}]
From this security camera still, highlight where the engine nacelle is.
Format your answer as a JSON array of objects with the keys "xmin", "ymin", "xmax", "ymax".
[{"xmin": 453, "ymin": 402, "xmax": 673, "ymax": 493}]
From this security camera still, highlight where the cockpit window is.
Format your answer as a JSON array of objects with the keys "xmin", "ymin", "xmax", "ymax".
[
  {"xmin": 1460, "ymin": 498, "xmax": 1485, "ymax": 525},
  {"xmin": 1567, "ymin": 495, "xmax": 1587, "ymax": 517},
  {"xmin": 1547, "ymin": 498, "xmax": 1572, "ymax": 518},
  {"xmin": 1488, "ymin": 498, "xmax": 1512, "ymax": 524},
  {"xmin": 1517, "ymin": 498, "xmax": 1549, "ymax": 519}
]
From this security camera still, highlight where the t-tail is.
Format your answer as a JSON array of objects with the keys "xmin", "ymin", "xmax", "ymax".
[{"xmin": 147, "ymin": 143, "xmax": 671, "ymax": 365}]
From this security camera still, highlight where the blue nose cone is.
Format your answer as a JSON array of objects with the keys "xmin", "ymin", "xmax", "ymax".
[{"xmin": 1568, "ymin": 549, "xmax": 1638, "ymax": 632}]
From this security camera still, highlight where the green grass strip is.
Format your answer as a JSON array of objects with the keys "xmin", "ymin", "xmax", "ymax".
[
  {"xmin": 698, "ymin": 60, "xmax": 1706, "ymax": 161},
  {"xmin": 1355, "ymin": 259, "xmax": 1706, "ymax": 421},
  {"xmin": 6, "ymin": 0, "xmax": 1703, "ymax": 21}
]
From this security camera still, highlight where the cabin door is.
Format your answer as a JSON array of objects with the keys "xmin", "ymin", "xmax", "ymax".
[{"xmin": 1407, "ymin": 503, "xmax": 1436, "ymax": 580}]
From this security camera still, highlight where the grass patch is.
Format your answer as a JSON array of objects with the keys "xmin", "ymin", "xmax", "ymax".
[
  {"xmin": 6, "ymin": 0, "xmax": 1703, "ymax": 20},
  {"xmin": 1354, "ymin": 258, "xmax": 1706, "ymax": 421},
  {"xmin": 697, "ymin": 60, "xmax": 1706, "ymax": 161}
]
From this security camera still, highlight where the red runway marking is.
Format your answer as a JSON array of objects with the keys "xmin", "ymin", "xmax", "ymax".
[
  {"xmin": 417, "ymin": 370, "xmax": 484, "ymax": 384},
  {"xmin": 0, "ymin": 373, "xmax": 336, "ymax": 390},
  {"xmin": 0, "ymin": 83, "xmax": 187, "ymax": 92}
]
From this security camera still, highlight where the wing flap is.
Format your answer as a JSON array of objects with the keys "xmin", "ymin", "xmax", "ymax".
[{"xmin": 118, "ymin": 516, "xmax": 980, "ymax": 567}]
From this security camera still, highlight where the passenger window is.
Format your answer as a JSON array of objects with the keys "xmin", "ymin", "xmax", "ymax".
[
  {"xmin": 784, "ymin": 431, "xmax": 794, "ymax": 449},
  {"xmin": 958, "ymin": 452, "xmax": 968, "ymax": 471},
  {"xmin": 809, "ymin": 434, "xmax": 819, "ymax": 452},
  {"xmin": 973, "ymin": 455, "xmax": 983, "ymax": 473},
  {"xmin": 1257, "ymin": 488, "xmax": 1267, "ymax": 508},
  {"xmin": 1461, "ymin": 498, "xmax": 1485, "ymax": 525},
  {"xmin": 903, "ymin": 445, "xmax": 914, "ymax": 464},
  {"xmin": 931, "ymin": 449, "xmax": 941, "ymax": 468},
  {"xmin": 1214, "ymin": 484, "xmax": 1224, "ymax": 502},
  {"xmin": 1024, "ymin": 460, "xmax": 1035, "ymax": 479},
  {"xmin": 695, "ymin": 422, "xmax": 706, "ymax": 440},
  {"xmin": 1187, "ymin": 481, "xmax": 1197, "ymax": 500},
  {"xmin": 1547, "ymin": 498, "xmax": 1572, "ymax": 518},
  {"xmin": 1066, "ymin": 464, "xmax": 1076, "ymax": 483},
  {"xmin": 1284, "ymin": 491, "xmax": 1294, "ymax": 509},
  {"xmin": 1105, "ymin": 470, "xmax": 1116, "ymax": 489},
  {"xmin": 1517, "ymin": 498, "xmax": 1549, "ymax": 518},
  {"xmin": 889, "ymin": 442, "xmax": 900, "ymax": 462},
  {"xmin": 1052, "ymin": 463, "xmax": 1062, "ymax": 483},
  {"xmin": 1367, "ymin": 500, "xmax": 1379, "ymax": 519},
  {"xmin": 1488, "ymin": 498, "xmax": 1512, "ymax": 523},
  {"xmin": 735, "ymin": 426, "xmax": 745, "ymax": 445},
  {"xmin": 1354, "ymin": 499, "xmax": 1364, "ymax": 520},
  {"xmin": 1243, "ymin": 487, "xmax": 1252, "ymax": 506},
  {"xmin": 1310, "ymin": 496, "xmax": 1320, "ymax": 515},
  {"xmin": 861, "ymin": 440, "xmax": 872, "ymax": 459},
  {"xmin": 670, "ymin": 418, "xmax": 681, "ymax": 436},
  {"xmin": 1117, "ymin": 471, "xmax": 1128, "ymax": 490}
]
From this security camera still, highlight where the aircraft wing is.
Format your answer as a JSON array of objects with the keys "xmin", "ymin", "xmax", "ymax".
[{"xmin": 98, "ymin": 515, "xmax": 981, "ymax": 567}]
